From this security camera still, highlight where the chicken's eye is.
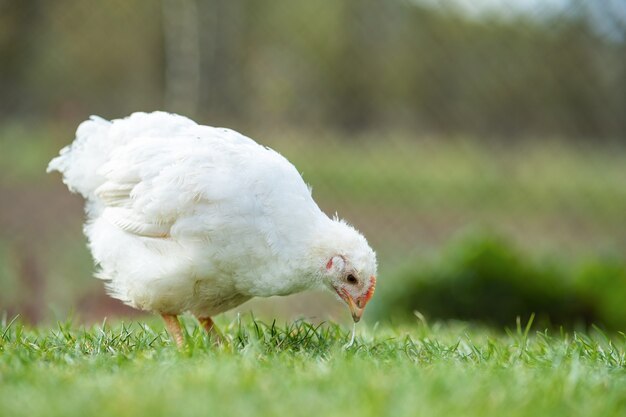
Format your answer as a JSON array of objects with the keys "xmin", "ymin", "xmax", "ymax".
[{"xmin": 346, "ymin": 274, "xmax": 358, "ymax": 285}]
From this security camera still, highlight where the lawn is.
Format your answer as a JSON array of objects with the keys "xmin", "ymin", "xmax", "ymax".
[{"xmin": 2, "ymin": 316, "xmax": 626, "ymax": 417}]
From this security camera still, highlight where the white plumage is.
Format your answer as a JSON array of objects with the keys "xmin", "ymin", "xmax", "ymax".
[{"xmin": 49, "ymin": 112, "xmax": 377, "ymax": 338}]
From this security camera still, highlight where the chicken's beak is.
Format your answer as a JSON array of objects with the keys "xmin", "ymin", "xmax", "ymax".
[
  {"xmin": 337, "ymin": 288, "xmax": 374, "ymax": 323},
  {"xmin": 337, "ymin": 276, "xmax": 376, "ymax": 323},
  {"xmin": 345, "ymin": 294, "xmax": 364, "ymax": 323},
  {"xmin": 336, "ymin": 288, "xmax": 364, "ymax": 322}
]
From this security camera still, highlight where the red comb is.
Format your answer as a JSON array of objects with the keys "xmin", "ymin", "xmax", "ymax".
[{"xmin": 363, "ymin": 276, "xmax": 376, "ymax": 303}]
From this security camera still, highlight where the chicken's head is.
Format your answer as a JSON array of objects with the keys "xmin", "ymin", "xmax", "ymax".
[{"xmin": 324, "ymin": 253, "xmax": 377, "ymax": 323}]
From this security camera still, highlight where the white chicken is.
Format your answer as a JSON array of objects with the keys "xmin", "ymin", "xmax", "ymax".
[{"xmin": 48, "ymin": 112, "xmax": 377, "ymax": 346}]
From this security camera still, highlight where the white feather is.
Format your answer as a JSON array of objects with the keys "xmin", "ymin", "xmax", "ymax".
[{"xmin": 48, "ymin": 112, "xmax": 377, "ymax": 317}]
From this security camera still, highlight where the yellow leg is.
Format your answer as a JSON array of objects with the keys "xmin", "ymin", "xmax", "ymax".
[
  {"xmin": 161, "ymin": 313, "xmax": 184, "ymax": 348},
  {"xmin": 197, "ymin": 316, "xmax": 223, "ymax": 345}
]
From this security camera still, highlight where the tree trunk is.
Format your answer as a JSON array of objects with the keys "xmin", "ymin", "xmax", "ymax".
[{"xmin": 161, "ymin": 0, "xmax": 200, "ymax": 117}]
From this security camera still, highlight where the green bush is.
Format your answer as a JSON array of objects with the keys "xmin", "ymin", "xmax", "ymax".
[{"xmin": 376, "ymin": 232, "xmax": 626, "ymax": 330}]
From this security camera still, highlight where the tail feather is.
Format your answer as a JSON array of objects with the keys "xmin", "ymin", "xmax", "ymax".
[
  {"xmin": 47, "ymin": 111, "xmax": 197, "ymax": 200},
  {"xmin": 47, "ymin": 115, "xmax": 112, "ymax": 199}
]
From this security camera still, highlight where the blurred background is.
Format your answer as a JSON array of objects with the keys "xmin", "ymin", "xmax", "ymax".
[{"xmin": 1, "ymin": 0, "xmax": 625, "ymax": 329}]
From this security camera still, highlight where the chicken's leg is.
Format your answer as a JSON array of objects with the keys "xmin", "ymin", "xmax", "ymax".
[
  {"xmin": 161, "ymin": 314, "xmax": 184, "ymax": 348},
  {"xmin": 197, "ymin": 316, "xmax": 223, "ymax": 345}
]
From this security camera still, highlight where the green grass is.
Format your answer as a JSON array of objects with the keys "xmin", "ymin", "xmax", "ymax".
[
  {"xmin": 2, "ymin": 316, "xmax": 626, "ymax": 417},
  {"xmin": 274, "ymin": 134, "xmax": 626, "ymax": 221}
]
